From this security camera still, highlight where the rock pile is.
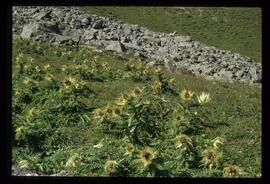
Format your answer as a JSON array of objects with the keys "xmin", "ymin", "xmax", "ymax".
[{"xmin": 12, "ymin": 6, "xmax": 262, "ymax": 85}]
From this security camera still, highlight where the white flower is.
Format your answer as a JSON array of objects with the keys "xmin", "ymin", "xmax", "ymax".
[{"xmin": 197, "ymin": 91, "xmax": 211, "ymax": 105}]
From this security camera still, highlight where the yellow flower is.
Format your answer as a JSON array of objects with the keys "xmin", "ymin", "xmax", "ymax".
[
  {"xmin": 15, "ymin": 53, "xmax": 24, "ymax": 63},
  {"xmin": 142, "ymin": 69, "xmax": 149, "ymax": 75},
  {"xmin": 65, "ymin": 153, "xmax": 80, "ymax": 169},
  {"xmin": 83, "ymin": 59, "xmax": 89, "ymax": 63},
  {"xmin": 122, "ymin": 72, "xmax": 131, "ymax": 79},
  {"xmin": 15, "ymin": 126, "xmax": 26, "ymax": 140},
  {"xmin": 201, "ymin": 147, "xmax": 221, "ymax": 170},
  {"xmin": 63, "ymin": 77, "xmax": 76, "ymax": 88},
  {"xmin": 112, "ymin": 106, "xmax": 122, "ymax": 117},
  {"xmin": 14, "ymin": 89, "xmax": 21, "ymax": 96},
  {"xmin": 175, "ymin": 134, "xmax": 193, "ymax": 148},
  {"xmin": 138, "ymin": 147, "xmax": 157, "ymax": 167},
  {"xmin": 102, "ymin": 62, "xmax": 108, "ymax": 67},
  {"xmin": 124, "ymin": 143, "xmax": 135, "ymax": 156},
  {"xmin": 123, "ymin": 93, "xmax": 130, "ymax": 100},
  {"xmin": 23, "ymin": 77, "xmax": 32, "ymax": 84},
  {"xmin": 180, "ymin": 89, "xmax": 194, "ymax": 101},
  {"xmin": 24, "ymin": 64, "xmax": 31, "ymax": 70},
  {"xmin": 35, "ymin": 66, "xmax": 41, "ymax": 72},
  {"xmin": 197, "ymin": 91, "xmax": 211, "ymax": 105},
  {"xmin": 152, "ymin": 81, "xmax": 162, "ymax": 93},
  {"xmin": 28, "ymin": 57, "xmax": 35, "ymax": 64},
  {"xmin": 45, "ymin": 74, "xmax": 54, "ymax": 81},
  {"xmin": 91, "ymin": 62, "xmax": 97, "ymax": 68},
  {"xmin": 212, "ymin": 137, "xmax": 226, "ymax": 149},
  {"xmin": 154, "ymin": 66, "xmax": 162, "ymax": 74},
  {"xmin": 169, "ymin": 78, "xmax": 175, "ymax": 85},
  {"xmin": 104, "ymin": 105, "xmax": 114, "ymax": 117},
  {"xmin": 90, "ymin": 68, "xmax": 98, "ymax": 74},
  {"xmin": 104, "ymin": 160, "xmax": 118, "ymax": 173},
  {"xmin": 130, "ymin": 87, "xmax": 143, "ymax": 98},
  {"xmin": 142, "ymin": 100, "xmax": 151, "ymax": 107},
  {"xmin": 44, "ymin": 64, "xmax": 50, "ymax": 70},
  {"xmin": 115, "ymin": 95, "xmax": 128, "ymax": 106},
  {"xmin": 19, "ymin": 160, "xmax": 29, "ymax": 169},
  {"xmin": 61, "ymin": 65, "xmax": 67, "ymax": 72},
  {"xmin": 92, "ymin": 108, "xmax": 106, "ymax": 121},
  {"xmin": 223, "ymin": 164, "xmax": 241, "ymax": 178},
  {"xmin": 27, "ymin": 107, "xmax": 39, "ymax": 117},
  {"xmin": 172, "ymin": 110, "xmax": 185, "ymax": 124}
]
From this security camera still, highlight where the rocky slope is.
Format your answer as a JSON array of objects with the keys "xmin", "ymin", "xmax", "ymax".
[{"xmin": 12, "ymin": 6, "xmax": 261, "ymax": 85}]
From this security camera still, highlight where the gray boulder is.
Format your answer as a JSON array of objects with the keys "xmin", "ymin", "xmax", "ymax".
[
  {"xmin": 198, "ymin": 55, "xmax": 206, "ymax": 62},
  {"xmin": 217, "ymin": 69, "xmax": 233, "ymax": 81},
  {"xmin": 92, "ymin": 20, "xmax": 105, "ymax": 29},
  {"xmin": 249, "ymin": 66, "xmax": 259, "ymax": 81},
  {"xmin": 21, "ymin": 23, "xmax": 40, "ymax": 38},
  {"xmin": 122, "ymin": 42, "xmax": 143, "ymax": 51},
  {"xmin": 54, "ymin": 34, "xmax": 74, "ymax": 45},
  {"xmin": 235, "ymin": 69, "xmax": 244, "ymax": 78},
  {"xmin": 164, "ymin": 58, "xmax": 176, "ymax": 72},
  {"xmin": 21, "ymin": 21, "xmax": 61, "ymax": 39},
  {"xmin": 81, "ymin": 17, "xmax": 91, "ymax": 26},
  {"xmin": 83, "ymin": 29, "xmax": 98, "ymax": 41},
  {"xmin": 33, "ymin": 10, "xmax": 52, "ymax": 21},
  {"xmin": 105, "ymin": 41, "xmax": 126, "ymax": 53}
]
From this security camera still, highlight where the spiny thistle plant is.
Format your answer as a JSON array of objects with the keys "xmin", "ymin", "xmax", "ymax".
[
  {"xmin": 212, "ymin": 137, "xmax": 226, "ymax": 150},
  {"xmin": 90, "ymin": 82, "xmax": 236, "ymax": 176},
  {"xmin": 197, "ymin": 91, "xmax": 211, "ymax": 105},
  {"xmin": 200, "ymin": 147, "xmax": 222, "ymax": 170},
  {"xmin": 66, "ymin": 153, "xmax": 80, "ymax": 170},
  {"xmin": 137, "ymin": 147, "xmax": 157, "ymax": 168},
  {"xmin": 124, "ymin": 143, "xmax": 135, "ymax": 156},
  {"xmin": 222, "ymin": 164, "xmax": 241, "ymax": 178},
  {"xmin": 104, "ymin": 160, "xmax": 119, "ymax": 175},
  {"xmin": 175, "ymin": 134, "xmax": 193, "ymax": 149},
  {"xmin": 11, "ymin": 38, "xmax": 245, "ymax": 177},
  {"xmin": 180, "ymin": 89, "xmax": 195, "ymax": 101}
]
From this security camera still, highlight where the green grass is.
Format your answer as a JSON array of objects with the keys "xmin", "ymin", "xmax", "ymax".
[
  {"xmin": 81, "ymin": 7, "xmax": 261, "ymax": 63},
  {"xmin": 12, "ymin": 36, "xmax": 261, "ymax": 177}
]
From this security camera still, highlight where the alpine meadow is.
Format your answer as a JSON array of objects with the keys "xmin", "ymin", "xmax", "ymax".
[{"xmin": 12, "ymin": 6, "xmax": 261, "ymax": 177}]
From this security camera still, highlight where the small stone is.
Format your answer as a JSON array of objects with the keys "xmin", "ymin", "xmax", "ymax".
[
  {"xmin": 105, "ymin": 41, "xmax": 126, "ymax": 53},
  {"xmin": 92, "ymin": 20, "xmax": 104, "ymax": 29}
]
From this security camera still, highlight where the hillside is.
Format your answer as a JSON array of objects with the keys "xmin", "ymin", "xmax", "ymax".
[
  {"xmin": 12, "ymin": 37, "xmax": 261, "ymax": 177},
  {"xmin": 81, "ymin": 7, "xmax": 261, "ymax": 63},
  {"xmin": 12, "ymin": 6, "xmax": 261, "ymax": 177}
]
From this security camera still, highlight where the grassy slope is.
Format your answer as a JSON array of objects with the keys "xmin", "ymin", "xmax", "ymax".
[
  {"xmin": 12, "ymin": 37, "xmax": 261, "ymax": 176},
  {"xmin": 81, "ymin": 7, "xmax": 261, "ymax": 63}
]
